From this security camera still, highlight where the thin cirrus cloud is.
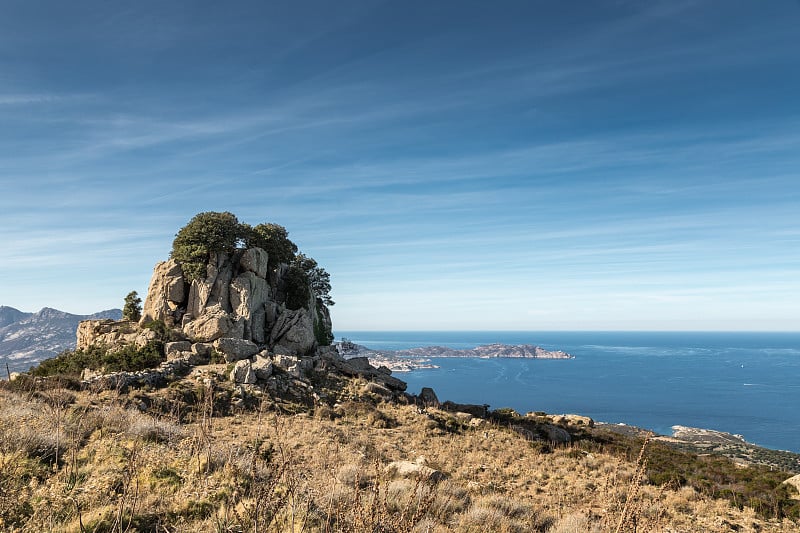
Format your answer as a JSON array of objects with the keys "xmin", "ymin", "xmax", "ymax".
[{"xmin": 0, "ymin": 0, "xmax": 798, "ymax": 329}]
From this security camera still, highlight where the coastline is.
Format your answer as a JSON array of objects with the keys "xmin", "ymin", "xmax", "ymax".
[{"xmin": 336, "ymin": 340, "xmax": 572, "ymax": 372}]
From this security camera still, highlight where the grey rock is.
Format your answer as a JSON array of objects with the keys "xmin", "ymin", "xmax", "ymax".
[
  {"xmin": 182, "ymin": 306, "xmax": 233, "ymax": 342},
  {"xmin": 542, "ymin": 424, "xmax": 571, "ymax": 444},
  {"xmin": 239, "ymin": 247, "xmax": 269, "ymax": 279},
  {"xmin": 214, "ymin": 337, "xmax": 259, "ymax": 362},
  {"xmin": 139, "ymin": 259, "xmax": 185, "ymax": 326},
  {"xmin": 385, "ymin": 459, "xmax": 445, "ymax": 483},
  {"xmin": 325, "ymin": 354, "xmax": 407, "ymax": 392},
  {"xmin": 191, "ymin": 342, "xmax": 213, "ymax": 357},
  {"xmin": 269, "ymin": 308, "xmax": 315, "ymax": 356},
  {"xmin": 419, "ymin": 387, "xmax": 440, "ymax": 407},
  {"xmin": 252, "ymin": 355, "xmax": 273, "ymax": 380},
  {"xmin": 165, "ymin": 341, "xmax": 191, "ymax": 356},
  {"xmin": 230, "ymin": 359, "xmax": 256, "ymax": 384},
  {"xmin": 230, "ymin": 271, "xmax": 271, "ymax": 342},
  {"xmin": 273, "ymin": 353, "xmax": 299, "ymax": 370}
]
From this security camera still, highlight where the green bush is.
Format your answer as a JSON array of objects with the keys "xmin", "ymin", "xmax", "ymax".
[{"xmin": 30, "ymin": 341, "xmax": 165, "ymax": 377}]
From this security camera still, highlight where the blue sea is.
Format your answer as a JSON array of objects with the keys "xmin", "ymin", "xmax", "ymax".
[{"xmin": 336, "ymin": 331, "xmax": 800, "ymax": 453}]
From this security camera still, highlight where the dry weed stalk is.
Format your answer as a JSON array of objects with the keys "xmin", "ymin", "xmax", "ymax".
[{"xmin": 614, "ymin": 433, "xmax": 651, "ymax": 533}]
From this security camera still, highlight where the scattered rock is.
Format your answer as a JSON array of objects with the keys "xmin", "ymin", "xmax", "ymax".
[
  {"xmin": 230, "ymin": 359, "xmax": 256, "ymax": 384},
  {"xmin": 419, "ymin": 387, "xmax": 440, "ymax": 407},
  {"xmin": 165, "ymin": 341, "xmax": 191, "ymax": 356},
  {"xmin": 252, "ymin": 355, "xmax": 273, "ymax": 380},
  {"xmin": 386, "ymin": 458, "xmax": 445, "ymax": 483},
  {"xmin": 543, "ymin": 424, "xmax": 571, "ymax": 444},
  {"xmin": 326, "ymin": 355, "xmax": 407, "ymax": 392}
]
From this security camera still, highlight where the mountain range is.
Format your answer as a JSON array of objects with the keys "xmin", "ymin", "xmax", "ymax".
[{"xmin": 0, "ymin": 306, "xmax": 121, "ymax": 374}]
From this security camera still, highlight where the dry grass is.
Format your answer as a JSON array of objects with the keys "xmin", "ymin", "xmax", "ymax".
[{"xmin": 0, "ymin": 379, "xmax": 798, "ymax": 532}]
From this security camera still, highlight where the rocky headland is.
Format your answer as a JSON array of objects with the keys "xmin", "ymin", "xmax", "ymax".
[{"xmin": 336, "ymin": 340, "xmax": 571, "ymax": 372}]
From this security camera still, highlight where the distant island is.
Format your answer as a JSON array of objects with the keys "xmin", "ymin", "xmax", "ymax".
[{"xmin": 336, "ymin": 339, "xmax": 572, "ymax": 372}]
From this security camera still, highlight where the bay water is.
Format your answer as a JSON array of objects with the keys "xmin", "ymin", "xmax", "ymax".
[{"xmin": 336, "ymin": 331, "xmax": 800, "ymax": 453}]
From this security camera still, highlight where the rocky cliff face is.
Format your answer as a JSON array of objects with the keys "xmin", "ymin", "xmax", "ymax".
[{"xmin": 136, "ymin": 247, "xmax": 331, "ymax": 357}]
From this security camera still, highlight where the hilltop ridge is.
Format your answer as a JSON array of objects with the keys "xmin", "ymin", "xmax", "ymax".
[{"xmin": 0, "ymin": 306, "xmax": 121, "ymax": 372}]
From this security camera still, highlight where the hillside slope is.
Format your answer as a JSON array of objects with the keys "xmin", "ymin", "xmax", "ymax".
[{"xmin": 0, "ymin": 306, "xmax": 121, "ymax": 372}]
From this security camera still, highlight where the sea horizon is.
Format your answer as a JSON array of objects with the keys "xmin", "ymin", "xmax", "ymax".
[{"xmin": 336, "ymin": 330, "xmax": 800, "ymax": 453}]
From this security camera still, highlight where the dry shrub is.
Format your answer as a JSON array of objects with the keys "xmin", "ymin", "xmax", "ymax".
[
  {"xmin": 428, "ymin": 480, "xmax": 471, "ymax": 519},
  {"xmin": 550, "ymin": 512, "xmax": 595, "ymax": 533},
  {"xmin": 337, "ymin": 462, "xmax": 370, "ymax": 488},
  {"xmin": 457, "ymin": 504, "xmax": 508, "ymax": 532},
  {"xmin": 125, "ymin": 411, "xmax": 184, "ymax": 443}
]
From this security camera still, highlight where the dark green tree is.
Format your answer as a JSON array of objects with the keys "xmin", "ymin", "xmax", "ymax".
[
  {"xmin": 171, "ymin": 211, "xmax": 245, "ymax": 280},
  {"xmin": 293, "ymin": 253, "xmax": 334, "ymax": 306},
  {"xmin": 122, "ymin": 291, "xmax": 142, "ymax": 322},
  {"xmin": 283, "ymin": 264, "xmax": 311, "ymax": 310},
  {"xmin": 245, "ymin": 222, "xmax": 298, "ymax": 270}
]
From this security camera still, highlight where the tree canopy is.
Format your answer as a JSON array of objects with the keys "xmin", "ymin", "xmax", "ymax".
[
  {"xmin": 245, "ymin": 223, "xmax": 298, "ymax": 270},
  {"xmin": 293, "ymin": 253, "xmax": 334, "ymax": 306},
  {"xmin": 171, "ymin": 211, "xmax": 244, "ymax": 280},
  {"xmin": 170, "ymin": 212, "xmax": 333, "ymax": 307}
]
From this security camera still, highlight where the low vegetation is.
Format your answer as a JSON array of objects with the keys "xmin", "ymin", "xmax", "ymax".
[{"xmin": 28, "ymin": 341, "xmax": 165, "ymax": 378}]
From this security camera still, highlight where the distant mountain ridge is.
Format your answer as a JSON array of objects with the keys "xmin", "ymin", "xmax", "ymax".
[{"xmin": 0, "ymin": 306, "xmax": 122, "ymax": 373}]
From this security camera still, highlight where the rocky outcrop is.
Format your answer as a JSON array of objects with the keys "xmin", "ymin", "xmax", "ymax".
[
  {"xmin": 139, "ymin": 260, "xmax": 185, "ymax": 327},
  {"xmin": 76, "ymin": 320, "xmax": 158, "ymax": 352},
  {"xmin": 270, "ymin": 308, "xmax": 316, "ymax": 356},
  {"xmin": 181, "ymin": 305, "xmax": 234, "ymax": 342},
  {"xmin": 136, "ymin": 247, "xmax": 332, "ymax": 357},
  {"xmin": 419, "ymin": 387, "xmax": 440, "ymax": 407},
  {"xmin": 322, "ymin": 355, "xmax": 407, "ymax": 392},
  {"xmin": 230, "ymin": 359, "xmax": 257, "ymax": 384}
]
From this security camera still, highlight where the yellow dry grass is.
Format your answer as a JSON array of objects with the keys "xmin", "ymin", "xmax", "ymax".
[{"xmin": 0, "ymin": 382, "xmax": 797, "ymax": 532}]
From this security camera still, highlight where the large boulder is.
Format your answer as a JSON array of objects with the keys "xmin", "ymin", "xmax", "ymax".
[
  {"xmin": 252, "ymin": 354, "xmax": 273, "ymax": 380},
  {"xmin": 230, "ymin": 359, "xmax": 256, "ymax": 384},
  {"xmin": 214, "ymin": 337, "xmax": 259, "ymax": 362},
  {"xmin": 419, "ymin": 387, "xmax": 440, "ymax": 407},
  {"xmin": 239, "ymin": 247, "xmax": 269, "ymax": 279},
  {"xmin": 76, "ymin": 320, "xmax": 158, "ymax": 352},
  {"xmin": 139, "ymin": 259, "xmax": 185, "ymax": 326},
  {"xmin": 182, "ymin": 306, "xmax": 233, "ymax": 342},
  {"xmin": 783, "ymin": 474, "xmax": 800, "ymax": 495},
  {"xmin": 229, "ymin": 271, "xmax": 271, "ymax": 342},
  {"xmin": 186, "ymin": 253, "xmax": 235, "ymax": 318},
  {"xmin": 542, "ymin": 424, "xmax": 572, "ymax": 444},
  {"xmin": 385, "ymin": 458, "xmax": 445, "ymax": 483},
  {"xmin": 165, "ymin": 341, "xmax": 191, "ymax": 356},
  {"xmin": 269, "ymin": 308, "xmax": 316, "ymax": 356}
]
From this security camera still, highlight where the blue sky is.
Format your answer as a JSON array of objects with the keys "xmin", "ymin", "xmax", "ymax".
[{"xmin": 1, "ymin": 0, "xmax": 799, "ymax": 331}]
